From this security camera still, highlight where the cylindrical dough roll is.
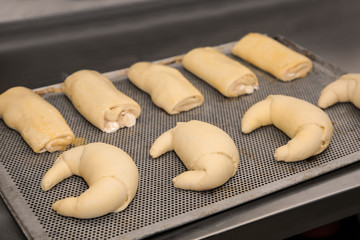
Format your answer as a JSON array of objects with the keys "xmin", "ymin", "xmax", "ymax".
[
  {"xmin": 182, "ymin": 47, "xmax": 258, "ymax": 97},
  {"xmin": 232, "ymin": 33, "xmax": 313, "ymax": 81},
  {"xmin": 0, "ymin": 86, "xmax": 74, "ymax": 153},
  {"xmin": 64, "ymin": 70, "xmax": 141, "ymax": 133},
  {"xmin": 127, "ymin": 62, "xmax": 204, "ymax": 114}
]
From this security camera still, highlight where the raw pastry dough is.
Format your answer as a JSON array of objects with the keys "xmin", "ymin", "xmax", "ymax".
[
  {"xmin": 150, "ymin": 120, "xmax": 239, "ymax": 191},
  {"xmin": 127, "ymin": 62, "xmax": 204, "ymax": 114},
  {"xmin": 232, "ymin": 33, "xmax": 313, "ymax": 81},
  {"xmin": 182, "ymin": 47, "xmax": 258, "ymax": 97},
  {"xmin": 318, "ymin": 73, "xmax": 360, "ymax": 109},
  {"xmin": 64, "ymin": 70, "xmax": 141, "ymax": 133},
  {"xmin": 41, "ymin": 142, "xmax": 139, "ymax": 219},
  {"xmin": 241, "ymin": 95, "xmax": 333, "ymax": 162},
  {"xmin": 0, "ymin": 86, "xmax": 74, "ymax": 153}
]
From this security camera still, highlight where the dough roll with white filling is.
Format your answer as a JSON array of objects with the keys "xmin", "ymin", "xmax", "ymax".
[
  {"xmin": 127, "ymin": 62, "xmax": 204, "ymax": 114},
  {"xmin": 232, "ymin": 33, "xmax": 312, "ymax": 81},
  {"xmin": 64, "ymin": 70, "xmax": 141, "ymax": 133},
  {"xmin": 182, "ymin": 47, "xmax": 258, "ymax": 97},
  {"xmin": 0, "ymin": 86, "xmax": 74, "ymax": 153}
]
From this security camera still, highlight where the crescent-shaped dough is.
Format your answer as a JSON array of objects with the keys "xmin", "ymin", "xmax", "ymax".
[
  {"xmin": 0, "ymin": 86, "xmax": 74, "ymax": 153},
  {"xmin": 232, "ymin": 33, "xmax": 313, "ymax": 81},
  {"xmin": 41, "ymin": 142, "xmax": 139, "ymax": 219},
  {"xmin": 150, "ymin": 120, "xmax": 239, "ymax": 191},
  {"xmin": 64, "ymin": 70, "xmax": 141, "ymax": 133},
  {"xmin": 318, "ymin": 73, "xmax": 360, "ymax": 109},
  {"xmin": 127, "ymin": 62, "xmax": 204, "ymax": 114},
  {"xmin": 182, "ymin": 47, "xmax": 258, "ymax": 97},
  {"xmin": 241, "ymin": 95, "xmax": 333, "ymax": 162}
]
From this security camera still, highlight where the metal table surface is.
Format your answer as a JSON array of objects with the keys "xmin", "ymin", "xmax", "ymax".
[{"xmin": 0, "ymin": 0, "xmax": 360, "ymax": 239}]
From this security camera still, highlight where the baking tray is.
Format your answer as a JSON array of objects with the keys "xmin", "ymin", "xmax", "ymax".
[{"xmin": 0, "ymin": 36, "xmax": 359, "ymax": 240}]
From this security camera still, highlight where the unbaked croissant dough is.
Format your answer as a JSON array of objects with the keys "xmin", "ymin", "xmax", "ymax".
[
  {"xmin": 232, "ymin": 33, "xmax": 313, "ymax": 81},
  {"xmin": 182, "ymin": 47, "xmax": 258, "ymax": 97},
  {"xmin": 150, "ymin": 120, "xmax": 239, "ymax": 191},
  {"xmin": 241, "ymin": 95, "xmax": 333, "ymax": 162},
  {"xmin": 0, "ymin": 86, "xmax": 74, "ymax": 153},
  {"xmin": 41, "ymin": 142, "xmax": 139, "ymax": 219},
  {"xmin": 318, "ymin": 73, "xmax": 360, "ymax": 109},
  {"xmin": 64, "ymin": 70, "xmax": 141, "ymax": 133},
  {"xmin": 127, "ymin": 62, "xmax": 204, "ymax": 114}
]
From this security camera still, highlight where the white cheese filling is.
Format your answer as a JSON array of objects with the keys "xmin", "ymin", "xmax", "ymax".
[
  {"xmin": 236, "ymin": 84, "xmax": 258, "ymax": 95},
  {"xmin": 104, "ymin": 112, "xmax": 136, "ymax": 133}
]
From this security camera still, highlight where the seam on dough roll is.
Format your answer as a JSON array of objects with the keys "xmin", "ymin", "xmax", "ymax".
[
  {"xmin": 64, "ymin": 70, "xmax": 141, "ymax": 133},
  {"xmin": 127, "ymin": 62, "xmax": 204, "ymax": 114},
  {"xmin": 232, "ymin": 32, "xmax": 312, "ymax": 81},
  {"xmin": 182, "ymin": 47, "xmax": 258, "ymax": 97},
  {"xmin": 173, "ymin": 95, "xmax": 204, "ymax": 113},
  {"xmin": 0, "ymin": 86, "xmax": 75, "ymax": 153},
  {"xmin": 197, "ymin": 151, "xmax": 238, "ymax": 176}
]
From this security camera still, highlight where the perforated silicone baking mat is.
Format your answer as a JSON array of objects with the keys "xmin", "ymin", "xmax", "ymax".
[{"xmin": 0, "ymin": 36, "xmax": 359, "ymax": 240}]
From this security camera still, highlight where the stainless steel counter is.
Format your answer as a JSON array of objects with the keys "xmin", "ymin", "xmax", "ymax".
[{"xmin": 0, "ymin": 0, "xmax": 359, "ymax": 239}]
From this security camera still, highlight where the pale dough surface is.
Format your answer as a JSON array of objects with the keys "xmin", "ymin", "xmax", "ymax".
[
  {"xmin": 150, "ymin": 120, "xmax": 239, "ymax": 191},
  {"xmin": 182, "ymin": 47, "xmax": 258, "ymax": 97},
  {"xmin": 232, "ymin": 33, "xmax": 313, "ymax": 81},
  {"xmin": 64, "ymin": 70, "xmax": 141, "ymax": 133},
  {"xmin": 0, "ymin": 86, "xmax": 74, "ymax": 153},
  {"xmin": 241, "ymin": 95, "xmax": 333, "ymax": 162},
  {"xmin": 127, "ymin": 62, "xmax": 204, "ymax": 114},
  {"xmin": 318, "ymin": 73, "xmax": 360, "ymax": 109},
  {"xmin": 41, "ymin": 142, "xmax": 139, "ymax": 219}
]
